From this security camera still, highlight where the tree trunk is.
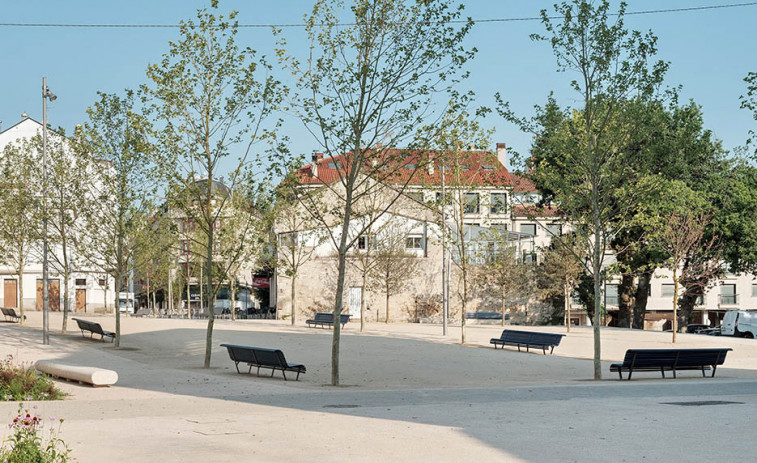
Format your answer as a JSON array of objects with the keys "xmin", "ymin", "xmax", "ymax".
[
  {"xmin": 385, "ymin": 268, "xmax": 391, "ymax": 324},
  {"xmin": 204, "ymin": 224, "xmax": 215, "ymax": 369},
  {"xmin": 672, "ymin": 268, "xmax": 679, "ymax": 344},
  {"xmin": 501, "ymin": 283, "xmax": 507, "ymax": 327},
  {"xmin": 61, "ymin": 237, "xmax": 69, "ymax": 333},
  {"xmin": 231, "ymin": 275, "xmax": 236, "ymax": 321},
  {"xmin": 592, "ymin": 214, "xmax": 602, "ymax": 380},
  {"xmin": 617, "ymin": 272, "xmax": 634, "ymax": 328},
  {"xmin": 461, "ymin": 270, "xmax": 467, "ymax": 345},
  {"xmin": 186, "ymin": 266, "xmax": 191, "ymax": 319},
  {"xmin": 564, "ymin": 278, "xmax": 571, "ymax": 333},
  {"xmin": 114, "ymin": 274, "xmax": 121, "ymax": 348},
  {"xmin": 360, "ymin": 272, "xmax": 366, "ymax": 333},
  {"xmin": 678, "ymin": 289, "xmax": 698, "ymax": 329},
  {"xmin": 331, "ymin": 192, "xmax": 354, "ymax": 386},
  {"xmin": 632, "ymin": 270, "xmax": 653, "ymax": 329},
  {"xmin": 291, "ymin": 275, "xmax": 297, "ymax": 325}
]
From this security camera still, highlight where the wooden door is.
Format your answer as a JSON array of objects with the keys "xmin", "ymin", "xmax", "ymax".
[
  {"xmin": 75, "ymin": 289, "xmax": 86, "ymax": 312},
  {"xmin": 4, "ymin": 280, "xmax": 18, "ymax": 308},
  {"xmin": 36, "ymin": 280, "xmax": 61, "ymax": 311}
]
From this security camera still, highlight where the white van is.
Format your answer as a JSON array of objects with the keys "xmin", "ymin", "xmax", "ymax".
[{"xmin": 721, "ymin": 310, "xmax": 757, "ymax": 338}]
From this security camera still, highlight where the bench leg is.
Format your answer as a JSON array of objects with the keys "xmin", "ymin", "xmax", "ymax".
[
  {"xmin": 701, "ymin": 366, "xmax": 706, "ymax": 378},
  {"xmin": 295, "ymin": 371, "xmax": 301, "ymax": 381},
  {"xmin": 672, "ymin": 368, "xmax": 676, "ymax": 379},
  {"xmin": 617, "ymin": 370, "xmax": 623, "ymax": 380},
  {"xmin": 711, "ymin": 365, "xmax": 717, "ymax": 378},
  {"xmin": 282, "ymin": 370, "xmax": 287, "ymax": 381},
  {"xmin": 627, "ymin": 369, "xmax": 633, "ymax": 380},
  {"xmin": 660, "ymin": 367, "xmax": 665, "ymax": 379}
]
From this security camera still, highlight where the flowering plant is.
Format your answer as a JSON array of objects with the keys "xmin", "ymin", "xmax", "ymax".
[
  {"xmin": 1, "ymin": 404, "xmax": 71, "ymax": 462},
  {"xmin": 0, "ymin": 355, "xmax": 63, "ymax": 401}
]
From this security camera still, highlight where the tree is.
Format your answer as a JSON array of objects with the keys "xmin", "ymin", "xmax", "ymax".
[
  {"xmin": 144, "ymin": 4, "xmax": 283, "ymax": 368},
  {"xmin": 649, "ymin": 187, "xmax": 722, "ymax": 342},
  {"xmin": 370, "ymin": 218, "xmax": 421, "ymax": 326},
  {"xmin": 33, "ymin": 131, "xmax": 93, "ymax": 333},
  {"xmin": 279, "ymin": 0, "xmax": 474, "ymax": 384},
  {"xmin": 741, "ymin": 72, "xmax": 757, "ymax": 155},
  {"xmin": 0, "ymin": 144, "xmax": 40, "ymax": 324},
  {"xmin": 133, "ymin": 214, "xmax": 176, "ymax": 315},
  {"xmin": 78, "ymin": 91, "xmax": 153, "ymax": 348},
  {"xmin": 538, "ymin": 232, "xmax": 585, "ymax": 332},
  {"xmin": 502, "ymin": 0, "xmax": 667, "ymax": 379}
]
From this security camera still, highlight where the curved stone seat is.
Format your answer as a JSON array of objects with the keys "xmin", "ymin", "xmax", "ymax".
[{"xmin": 35, "ymin": 361, "xmax": 118, "ymax": 387}]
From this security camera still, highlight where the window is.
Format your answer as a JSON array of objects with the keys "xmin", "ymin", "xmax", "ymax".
[
  {"xmin": 695, "ymin": 295, "xmax": 704, "ymax": 306},
  {"xmin": 721, "ymin": 284, "xmax": 737, "ymax": 305},
  {"xmin": 752, "ymin": 284, "xmax": 757, "ymax": 297},
  {"xmin": 436, "ymin": 192, "xmax": 444, "ymax": 203},
  {"xmin": 406, "ymin": 236, "xmax": 423, "ymax": 250},
  {"xmin": 214, "ymin": 219, "xmax": 222, "ymax": 230},
  {"xmin": 522, "ymin": 251, "xmax": 537, "ymax": 264},
  {"xmin": 491, "ymin": 224, "xmax": 507, "ymax": 236},
  {"xmin": 98, "ymin": 279, "xmax": 106, "ymax": 287},
  {"xmin": 464, "ymin": 193, "xmax": 480, "ymax": 214},
  {"xmin": 182, "ymin": 219, "xmax": 196, "ymax": 233},
  {"xmin": 490, "ymin": 193, "xmax": 507, "ymax": 214},
  {"xmin": 520, "ymin": 223, "xmax": 537, "ymax": 236},
  {"xmin": 213, "ymin": 240, "xmax": 220, "ymax": 254},
  {"xmin": 182, "ymin": 240, "xmax": 190, "ymax": 255},
  {"xmin": 482, "ymin": 165, "xmax": 494, "ymax": 171},
  {"xmin": 605, "ymin": 284, "xmax": 619, "ymax": 307},
  {"xmin": 405, "ymin": 163, "xmax": 416, "ymax": 170},
  {"xmin": 357, "ymin": 235, "xmax": 371, "ymax": 251},
  {"xmin": 547, "ymin": 223, "xmax": 562, "ymax": 237},
  {"xmin": 406, "ymin": 192, "xmax": 423, "ymax": 202},
  {"xmin": 661, "ymin": 284, "xmax": 675, "ymax": 298},
  {"xmin": 75, "ymin": 278, "xmax": 86, "ymax": 286}
]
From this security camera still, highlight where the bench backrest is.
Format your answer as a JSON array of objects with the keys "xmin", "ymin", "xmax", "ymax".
[
  {"xmin": 622, "ymin": 349, "xmax": 732, "ymax": 367},
  {"xmin": 221, "ymin": 344, "xmax": 286, "ymax": 368},
  {"xmin": 499, "ymin": 330, "xmax": 565, "ymax": 346},
  {"xmin": 72, "ymin": 318, "xmax": 106, "ymax": 335},
  {"xmin": 314, "ymin": 313, "xmax": 333, "ymax": 322}
]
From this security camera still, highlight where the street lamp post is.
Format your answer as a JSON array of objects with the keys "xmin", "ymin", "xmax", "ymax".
[{"xmin": 42, "ymin": 77, "xmax": 56, "ymax": 345}]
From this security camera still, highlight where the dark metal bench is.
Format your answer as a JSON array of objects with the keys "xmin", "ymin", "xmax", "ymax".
[
  {"xmin": 490, "ymin": 329, "xmax": 565, "ymax": 355},
  {"xmin": 72, "ymin": 318, "xmax": 115, "ymax": 342},
  {"xmin": 466, "ymin": 312, "xmax": 505, "ymax": 320},
  {"xmin": 220, "ymin": 344, "xmax": 306, "ymax": 381},
  {"xmin": 610, "ymin": 348, "xmax": 732, "ymax": 380},
  {"xmin": 1, "ymin": 307, "xmax": 25, "ymax": 323},
  {"xmin": 305, "ymin": 312, "xmax": 351, "ymax": 329}
]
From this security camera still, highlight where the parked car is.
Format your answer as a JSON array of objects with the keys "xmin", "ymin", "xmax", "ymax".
[
  {"xmin": 685, "ymin": 324, "xmax": 711, "ymax": 334},
  {"xmin": 721, "ymin": 310, "xmax": 757, "ymax": 338}
]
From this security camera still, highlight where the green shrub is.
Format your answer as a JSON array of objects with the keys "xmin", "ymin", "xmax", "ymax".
[
  {"xmin": 0, "ymin": 355, "xmax": 64, "ymax": 402},
  {"xmin": 0, "ymin": 404, "xmax": 71, "ymax": 462}
]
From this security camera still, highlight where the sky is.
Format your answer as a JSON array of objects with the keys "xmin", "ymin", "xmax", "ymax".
[{"xmin": 1, "ymin": 0, "xmax": 755, "ymax": 172}]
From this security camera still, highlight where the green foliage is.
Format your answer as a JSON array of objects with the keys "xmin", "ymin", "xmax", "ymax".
[
  {"xmin": 0, "ymin": 404, "xmax": 71, "ymax": 463},
  {"xmin": 0, "ymin": 356, "xmax": 64, "ymax": 402}
]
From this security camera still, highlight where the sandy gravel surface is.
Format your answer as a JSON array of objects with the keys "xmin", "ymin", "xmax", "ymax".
[{"xmin": 1, "ymin": 312, "xmax": 756, "ymax": 462}]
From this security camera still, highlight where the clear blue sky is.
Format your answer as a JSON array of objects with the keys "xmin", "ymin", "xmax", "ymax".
[{"xmin": 1, "ymin": 1, "xmax": 755, "ymax": 171}]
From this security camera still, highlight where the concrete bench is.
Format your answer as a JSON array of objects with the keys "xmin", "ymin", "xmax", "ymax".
[{"xmin": 35, "ymin": 361, "xmax": 118, "ymax": 387}]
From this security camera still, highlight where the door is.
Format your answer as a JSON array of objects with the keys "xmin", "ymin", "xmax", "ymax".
[
  {"xmin": 76, "ymin": 289, "xmax": 86, "ymax": 312},
  {"xmin": 349, "ymin": 287, "xmax": 362, "ymax": 319},
  {"xmin": 36, "ymin": 280, "xmax": 61, "ymax": 311},
  {"xmin": 4, "ymin": 280, "xmax": 18, "ymax": 308}
]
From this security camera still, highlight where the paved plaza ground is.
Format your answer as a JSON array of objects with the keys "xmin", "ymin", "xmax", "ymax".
[{"xmin": 1, "ymin": 312, "xmax": 756, "ymax": 462}]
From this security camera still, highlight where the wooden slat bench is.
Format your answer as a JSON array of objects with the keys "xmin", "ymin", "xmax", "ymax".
[
  {"xmin": 220, "ymin": 344, "xmax": 306, "ymax": 381},
  {"xmin": 72, "ymin": 318, "xmax": 115, "ymax": 342},
  {"xmin": 490, "ymin": 329, "xmax": 565, "ymax": 355},
  {"xmin": 305, "ymin": 312, "xmax": 351, "ymax": 329},
  {"xmin": 610, "ymin": 348, "xmax": 732, "ymax": 380},
  {"xmin": 466, "ymin": 312, "xmax": 504, "ymax": 320},
  {"xmin": 1, "ymin": 307, "xmax": 25, "ymax": 323}
]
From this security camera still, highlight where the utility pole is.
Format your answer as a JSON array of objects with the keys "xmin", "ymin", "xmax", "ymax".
[{"xmin": 42, "ymin": 77, "xmax": 57, "ymax": 345}]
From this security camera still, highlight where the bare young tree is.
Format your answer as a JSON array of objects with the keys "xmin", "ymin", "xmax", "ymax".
[
  {"xmin": 278, "ymin": 0, "xmax": 474, "ymax": 384},
  {"xmin": 0, "ymin": 144, "xmax": 40, "ymax": 324},
  {"xmin": 143, "ymin": 4, "xmax": 283, "ymax": 367}
]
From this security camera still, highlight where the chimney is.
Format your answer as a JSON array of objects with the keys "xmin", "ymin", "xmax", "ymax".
[
  {"xmin": 311, "ymin": 152, "xmax": 323, "ymax": 178},
  {"xmin": 496, "ymin": 143, "xmax": 507, "ymax": 168},
  {"xmin": 376, "ymin": 142, "xmax": 383, "ymax": 149},
  {"xmin": 21, "ymin": 112, "xmax": 29, "ymax": 120}
]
